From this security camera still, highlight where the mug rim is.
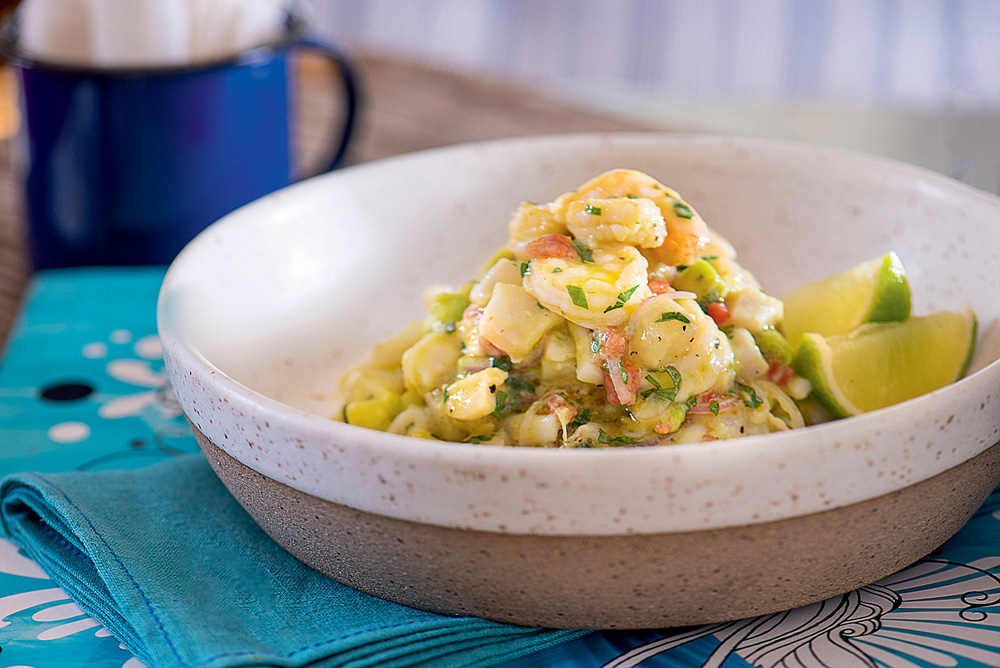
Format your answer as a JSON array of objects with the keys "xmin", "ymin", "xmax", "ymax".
[{"xmin": 0, "ymin": 9, "xmax": 307, "ymax": 77}]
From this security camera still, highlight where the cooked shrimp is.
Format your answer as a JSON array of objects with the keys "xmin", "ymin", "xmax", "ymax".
[
  {"xmin": 524, "ymin": 243, "xmax": 652, "ymax": 328},
  {"xmin": 555, "ymin": 169, "xmax": 710, "ymax": 266},
  {"xmin": 564, "ymin": 197, "xmax": 666, "ymax": 248}
]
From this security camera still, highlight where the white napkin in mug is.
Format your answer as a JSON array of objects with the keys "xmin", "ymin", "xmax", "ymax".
[{"xmin": 17, "ymin": 0, "xmax": 290, "ymax": 68}]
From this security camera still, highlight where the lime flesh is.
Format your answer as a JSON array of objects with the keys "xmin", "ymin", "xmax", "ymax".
[
  {"xmin": 782, "ymin": 252, "xmax": 911, "ymax": 348},
  {"xmin": 792, "ymin": 308, "xmax": 977, "ymax": 418}
]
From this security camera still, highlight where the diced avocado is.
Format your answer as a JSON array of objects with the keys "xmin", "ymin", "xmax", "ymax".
[
  {"xmin": 429, "ymin": 291, "xmax": 471, "ymax": 325},
  {"xmin": 673, "ymin": 259, "xmax": 727, "ymax": 300},
  {"xmin": 340, "ymin": 368, "xmax": 405, "ymax": 404},
  {"xmin": 752, "ymin": 327, "xmax": 794, "ymax": 366},
  {"xmin": 344, "ymin": 392, "xmax": 401, "ymax": 431}
]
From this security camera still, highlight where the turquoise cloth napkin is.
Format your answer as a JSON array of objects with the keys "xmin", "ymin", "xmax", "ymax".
[{"xmin": 0, "ymin": 455, "xmax": 586, "ymax": 668}]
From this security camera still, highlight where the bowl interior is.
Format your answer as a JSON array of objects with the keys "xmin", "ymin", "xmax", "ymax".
[{"xmin": 159, "ymin": 134, "xmax": 1000, "ymax": 420}]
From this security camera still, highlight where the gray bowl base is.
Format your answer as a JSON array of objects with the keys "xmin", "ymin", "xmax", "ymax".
[{"xmin": 195, "ymin": 426, "xmax": 1000, "ymax": 629}]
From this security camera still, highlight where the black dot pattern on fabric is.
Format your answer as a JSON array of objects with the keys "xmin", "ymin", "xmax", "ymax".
[{"xmin": 39, "ymin": 382, "xmax": 95, "ymax": 402}]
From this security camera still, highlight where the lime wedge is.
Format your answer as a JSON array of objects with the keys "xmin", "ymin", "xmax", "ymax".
[
  {"xmin": 792, "ymin": 308, "xmax": 977, "ymax": 418},
  {"xmin": 782, "ymin": 252, "xmax": 911, "ymax": 348}
]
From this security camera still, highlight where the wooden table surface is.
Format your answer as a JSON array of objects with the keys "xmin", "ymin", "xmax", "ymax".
[{"xmin": 0, "ymin": 52, "xmax": 662, "ymax": 349}]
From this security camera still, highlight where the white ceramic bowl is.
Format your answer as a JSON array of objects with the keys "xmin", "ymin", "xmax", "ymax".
[{"xmin": 159, "ymin": 134, "xmax": 1000, "ymax": 628}]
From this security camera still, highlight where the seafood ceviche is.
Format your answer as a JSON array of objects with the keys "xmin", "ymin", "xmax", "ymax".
[{"xmin": 339, "ymin": 169, "xmax": 812, "ymax": 447}]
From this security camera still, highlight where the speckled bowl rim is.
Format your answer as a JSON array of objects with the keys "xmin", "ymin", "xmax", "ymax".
[{"xmin": 159, "ymin": 132, "xmax": 1000, "ymax": 536}]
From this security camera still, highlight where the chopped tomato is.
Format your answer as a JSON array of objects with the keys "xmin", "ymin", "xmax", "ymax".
[
  {"xmin": 648, "ymin": 279, "xmax": 674, "ymax": 294},
  {"xmin": 524, "ymin": 234, "xmax": 579, "ymax": 260},
  {"xmin": 767, "ymin": 361, "xmax": 795, "ymax": 387},
  {"xmin": 602, "ymin": 358, "xmax": 640, "ymax": 406},
  {"xmin": 593, "ymin": 327, "xmax": 628, "ymax": 358},
  {"xmin": 706, "ymin": 301, "xmax": 730, "ymax": 325}
]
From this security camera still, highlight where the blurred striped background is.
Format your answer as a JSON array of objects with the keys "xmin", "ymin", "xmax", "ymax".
[
  {"xmin": 310, "ymin": 0, "xmax": 1000, "ymax": 193},
  {"xmin": 312, "ymin": 0, "xmax": 1000, "ymax": 111}
]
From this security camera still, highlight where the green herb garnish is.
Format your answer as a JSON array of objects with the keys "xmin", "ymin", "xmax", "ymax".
[
  {"xmin": 673, "ymin": 202, "xmax": 694, "ymax": 219},
  {"xmin": 645, "ymin": 374, "xmax": 661, "ymax": 389},
  {"xmin": 735, "ymin": 382, "xmax": 763, "ymax": 408},
  {"xmin": 567, "ymin": 284, "xmax": 589, "ymax": 309},
  {"xmin": 597, "ymin": 430, "xmax": 639, "ymax": 447},
  {"xmin": 520, "ymin": 262, "xmax": 529, "ymax": 277},
  {"xmin": 625, "ymin": 193, "xmax": 639, "ymax": 199},
  {"xmin": 617, "ymin": 359, "xmax": 629, "ymax": 383},
  {"xmin": 567, "ymin": 409, "xmax": 591, "ymax": 433},
  {"xmin": 505, "ymin": 377, "xmax": 536, "ymax": 394},
  {"xmin": 490, "ymin": 356, "xmax": 513, "ymax": 372},
  {"xmin": 551, "ymin": 268, "xmax": 563, "ymax": 273},
  {"xmin": 603, "ymin": 285, "xmax": 640, "ymax": 312},
  {"xmin": 584, "ymin": 204, "xmax": 602, "ymax": 216},
  {"xmin": 571, "ymin": 238, "xmax": 594, "ymax": 263},
  {"xmin": 655, "ymin": 311, "xmax": 691, "ymax": 324},
  {"xmin": 466, "ymin": 434, "xmax": 495, "ymax": 444},
  {"xmin": 491, "ymin": 391, "xmax": 508, "ymax": 419},
  {"xmin": 650, "ymin": 365, "xmax": 682, "ymax": 401},
  {"xmin": 709, "ymin": 400, "xmax": 720, "ymax": 415}
]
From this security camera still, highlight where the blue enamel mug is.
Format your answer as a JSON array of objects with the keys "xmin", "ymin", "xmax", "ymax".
[{"xmin": 1, "ymin": 13, "xmax": 359, "ymax": 268}]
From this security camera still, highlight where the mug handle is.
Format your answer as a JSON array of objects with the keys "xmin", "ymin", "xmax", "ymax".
[{"xmin": 289, "ymin": 37, "xmax": 361, "ymax": 177}]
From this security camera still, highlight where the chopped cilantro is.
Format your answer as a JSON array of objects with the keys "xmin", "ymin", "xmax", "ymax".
[
  {"xmin": 655, "ymin": 311, "xmax": 691, "ymax": 324},
  {"xmin": 443, "ymin": 387, "xmax": 450, "ymax": 402},
  {"xmin": 584, "ymin": 204, "xmax": 602, "ymax": 216},
  {"xmin": 490, "ymin": 356, "xmax": 513, "ymax": 372},
  {"xmin": 506, "ymin": 377, "xmax": 536, "ymax": 394},
  {"xmin": 567, "ymin": 409, "xmax": 592, "ymax": 433},
  {"xmin": 650, "ymin": 365, "xmax": 682, "ymax": 401},
  {"xmin": 696, "ymin": 289, "xmax": 722, "ymax": 312},
  {"xmin": 701, "ymin": 255, "xmax": 718, "ymax": 261},
  {"xmin": 552, "ymin": 268, "xmax": 563, "ymax": 273},
  {"xmin": 709, "ymin": 400, "xmax": 720, "ymax": 416},
  {"xmin": 673, "ymin": 202, "xmax": 694, "ymax": 219},
  {"xmin": 598, "ymin": 429, "xmax": 639, "ymax": 446},
  {"xmin": 625, "ymin": 193, "xmax": 639, "ymax": 199},
  {"xmin": 604, "ymin": 284, "xmax": 640, "ymax": 313},
  {"xmin": 685, "ymin": 396, "xmax": 698, "ymax": 410},
  {"xmin": 736, "ymin": 382, "xmax": 763, "ymax": 408},
  {"xmin": 520, "ymin": 262, "xmax": 529, "ymax": 277},
  {"xmin": 466, "ymin": 434, "xmax": 494, "ymax": 444},
  {"xmin": 617, "ymin": 358, "xmax": 629, "ymax": 383},
  {"xmin": 567, "ymin": 284, "xmax": 589, "ymax": 309},
  {"xmin": 571, "ymin": 238, "xmax": 594, "ymax": 263},
  {"xmin": 491, "ymin": 391, "xmax": 508, "ymax": 419}
]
